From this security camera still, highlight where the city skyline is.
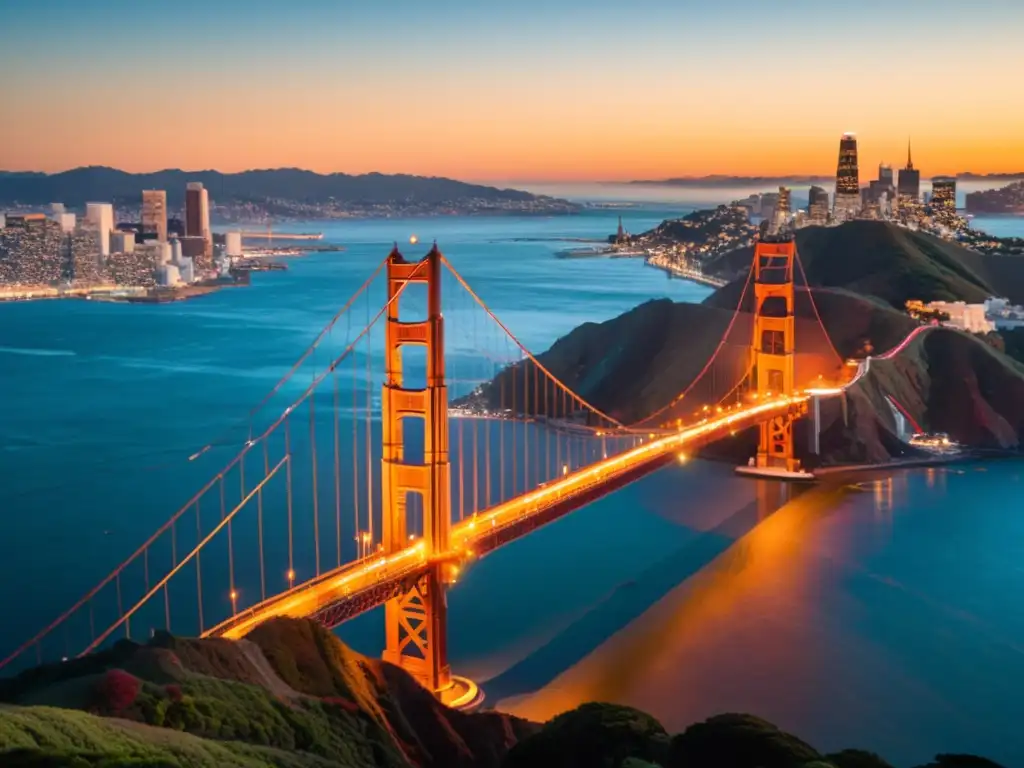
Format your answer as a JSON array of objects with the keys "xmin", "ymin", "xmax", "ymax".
[{"xmin": 2, "ymin": 0, "xmax": 1023, "ymax": 182}]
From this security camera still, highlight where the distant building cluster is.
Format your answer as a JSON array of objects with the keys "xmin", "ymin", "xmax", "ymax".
[
  {"xmin": 906, "ymin": 297, "xmax": 1024, "ymax": 333},
  {"xmin": 732, "ymin": 133, "xmax": 970, "ymax": 243},
  {"xmin": 0, "ymin": 180, "xmax": 245, "ymax": 294}
]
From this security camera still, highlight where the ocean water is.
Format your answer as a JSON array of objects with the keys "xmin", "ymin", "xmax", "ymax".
[
  {"xmin": 2, "ymin": 206, "xmax": 1024, "ymax": 766},
  {"xmin": 0, "ymin": 206, "xmax": 703, "ymax": 658}
]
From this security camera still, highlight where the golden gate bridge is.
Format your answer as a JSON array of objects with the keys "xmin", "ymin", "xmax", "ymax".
[{"xmin": 1, "ymin": 238, "xmax": 869, "ymax": 707}]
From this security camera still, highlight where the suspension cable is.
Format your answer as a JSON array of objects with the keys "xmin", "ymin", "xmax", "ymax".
[
  {"xmin": 0, "ymin": 260, "xmax": 421, "ymax": 672},
  {"xmin": 440, "ymin": 254, "xmax": 624, "ymax": 429},
  {"xmin": 629, "ymin": 260, "xmax": 756, "ymax": 428}
]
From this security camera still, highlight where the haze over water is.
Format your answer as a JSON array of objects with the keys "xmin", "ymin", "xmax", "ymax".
[{"xmin": 2, "ymin": 201, "xmax": 1023, "ymax": 767}]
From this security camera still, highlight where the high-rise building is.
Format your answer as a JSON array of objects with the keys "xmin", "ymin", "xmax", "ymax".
[
  {"xmin": 769, "ymin": 186, "xmax": 791, "ymax": 234},
  {"xmin": 185, "ymin": 182, "xmax": 212, "ymax": 265},
  {"xmin": 225, "ymin": 231, "xmax": 243, "ymax": 257},
  {"xmin": 760, "ymin": 191, "xmax": 780, "ymax": 224},
  {"xmin": 878, "ymin": 163, "xmax": 894, "ymax": 186},
  {"xmin": 110, "ymin": 230, "xmax": 136, "ymax": 254},
  {"xmin": 54, "ymin": 213, "xmax": 76, "ymax": 233},
  {"xmin": 85, "ymin": 202, "xmax": 114, "ymax": 256},
  {"xmin": 142, "ymin": 190, "xmax": 168, "ymax": 242},
  {"xmin": 832, "ymin": 133, "xmax": 861, "ymax": 221},
  {"xmin": 897, "ymin": 139, "xmax": 921, "ymax": 202},
  {"xmin": 807, "ymin": 185, "xmax": 830, "ymax": 224},
  {"xmin": 931, "ymin": 177, "xmax": 956, "ymax": 211}
]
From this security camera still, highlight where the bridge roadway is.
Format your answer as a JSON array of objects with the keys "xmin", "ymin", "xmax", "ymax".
[{"xmin": 206, "ymin": 394, "xmax": 810, "ymax": 641}]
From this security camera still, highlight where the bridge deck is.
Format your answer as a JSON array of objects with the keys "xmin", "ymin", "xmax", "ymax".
[{"xmin": 206, "ymin": 396, "xmax": 807, "ymax": 640}]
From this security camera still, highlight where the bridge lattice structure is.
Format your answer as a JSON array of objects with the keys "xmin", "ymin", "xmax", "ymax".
[{"xmin": 0, "ymin": 238, "xmax": 846, "ymax": 701}]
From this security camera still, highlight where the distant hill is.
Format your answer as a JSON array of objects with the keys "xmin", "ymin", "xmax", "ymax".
[
  {"xmin": 628, "ymin": 173, "xmax": 1024, "ymax": 187},
  {"xmin": 628, "ymin": 175, "xmax": 832, "ymax": 188},
  {"xmin": 0, "ymin": 166, "xmax": 567, "ymax": 209},
  {"xmin": 705, "ymin": 220, "xmax": 1024, "ymax": 306}
]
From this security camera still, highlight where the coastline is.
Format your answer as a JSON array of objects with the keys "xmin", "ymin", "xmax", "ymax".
[
  {"xmin": 0, "ymin": 274, "xmax": 250, "ymax": 305},
  {"xmin": 642, "ymin": 254, "xmax": 727, "ymax": 289}
]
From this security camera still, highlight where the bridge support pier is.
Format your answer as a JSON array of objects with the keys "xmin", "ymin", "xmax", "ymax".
[{"xmin": 380, "ymin": 245, "xmax": 456, "ymax": 698}]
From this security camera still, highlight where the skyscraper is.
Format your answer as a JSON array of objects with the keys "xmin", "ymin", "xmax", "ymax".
[
  {"xmin": 808, "ymin": 185, "xmax": 830, "ymax": 224},
  {"xmin": 931, "ymin": 177, "xmax": 956, "ymax": 211},
  {"xmin": 85, "ymin": 202, "xmax": 114, "ymax": 256},
  {"xmin": 142, "ymin": 190, "xmax": 168, "ymax": 242},
  {"xmin": 832, "ymin": 133, "xmax": 861, "ymax": 221},
  {"xmin": 769, "ymin": 186, "xmax": 791, "ymax": 234},
  {"xmin": 898, "ymin": 139, "xmax": 921, "ymax": 202},
  {"xmin": 185, "ymin": 182, "xmax": 212, "ymax": 266}
]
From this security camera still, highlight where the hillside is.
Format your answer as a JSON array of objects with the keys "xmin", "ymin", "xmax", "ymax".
[
  {"xmin": 467, "ymin": 289, "xmax": 917, "ymax": 429},
  {"xmin": 0, "ymin": 618, "xmax": 1005, "ymax": 768},
  {"xmin": 704, "ymin": 221, "xmax": 1024, "ymax": 307},
  {"xmin": 0, "ymin": 618, "xmax": 534, "ymax": 768},
  {"xmin": 468, "ymin": 221, "xmax": 1024, "ymax": 463},
  {"xmin": 0, "ymin": 166, "xmax": 575, "ymax": 211}
]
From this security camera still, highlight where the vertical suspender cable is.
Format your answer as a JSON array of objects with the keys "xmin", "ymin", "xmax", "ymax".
[
  {"xmin": 195, "ymin": 502, "xmax": 204, "ymax": 634},
  {"xmin": 310, "ymin": 382, "xmax": 320, "ymax": 577},
  {"xmin": 285, "ymin": 418, "xmax": 294, "ymax": 584},
  {"xmin": 333, "ymin": 364, "xmax": 342, "ymax": 568}
]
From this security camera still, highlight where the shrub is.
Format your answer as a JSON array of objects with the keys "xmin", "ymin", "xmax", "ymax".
[{"xmin": 94, "ymin": 670, "xmax": 140, "ymax": 712}]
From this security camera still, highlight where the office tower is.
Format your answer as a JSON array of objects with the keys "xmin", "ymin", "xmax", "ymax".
[
  {"xmin": 931, "ymin": 177, "xmax": 956, "ymax": 211},
  {"xmin": 832, "ymin": 133, "xmax": 861, "ymax": 221},
  {"xmin": 110, "ymin": 230, "xmax": 136, "ymax": 254},
  {"xmin": 85, "ymin": 202, "xmax": 114, "ymax": 256},
  {"xmin": 878, "ymin": 163, "xmax": 894, "ymax": 186},
  {"xmin": 808, "ymin": 185, "xmax": 830, "ymax": 224},
  {"xmin": 898, "ymin": 139, "xmax": 921, "ymax": 202},
  {"xmin": 185, "ymin": 182, "xmax": 212, "ymax": 265},
  {"xmin": 760, "ymin": 191, "xmax": 780, "ymax": 224},
  {"xmin": 179, "ymin": 236, "xmax": 207, "ymax": 261},
  {"xmin": 769, "ymin": 186, "xmax": 791, "ymax": 234},
  {"xmin": 54, "ymin": 213, "xmax": 76, "ymax": 233},
  {"xmin": 142, "ymin": 190, "xmax": 168, "ymax": 241},
  {"xmin": 170, "ymin": 237, "xmax": 183, "ymax": 264},
  {"xmin": 225, "ymin": 231, "xmax": 243, "ymax": 257}
]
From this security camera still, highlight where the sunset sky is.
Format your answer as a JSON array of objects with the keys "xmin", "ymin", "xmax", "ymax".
[{"xmin": 2, "ymin": 0, "xmax": 1022, "ymax": 182}]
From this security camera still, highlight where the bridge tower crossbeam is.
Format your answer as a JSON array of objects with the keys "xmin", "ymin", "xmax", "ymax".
[
  {"xmin": 751, "ymin": 238, "xmax": 802, "ymax": 472},
  {"xmin": 381, "ymin": 245, "xmax": 453, "ymax": 697}
]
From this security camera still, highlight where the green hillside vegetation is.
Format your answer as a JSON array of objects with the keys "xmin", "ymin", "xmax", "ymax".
[
  {"xmin": 704, "ymin": 221, "xmax": 1024, "ymax": 307},
  {"xmin": 0, "ymin": 620, "xmax": 1006, "ymax": 768}
]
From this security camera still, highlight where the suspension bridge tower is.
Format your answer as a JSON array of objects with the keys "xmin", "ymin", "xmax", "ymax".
[
  {"xmin": 749, "ymin": 236, "xmax": 805, "ymax": 474},
  {"xmin": 380, "ymin": 244, "xmax": 457, "ymax": 698}
]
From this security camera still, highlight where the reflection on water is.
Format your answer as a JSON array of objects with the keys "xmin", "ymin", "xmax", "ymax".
[{"xmin": 487, "ymin": 462, "xmax": 1024, "ymax": 768}]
